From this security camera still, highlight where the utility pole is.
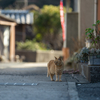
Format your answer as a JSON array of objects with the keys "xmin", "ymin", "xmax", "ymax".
[
  {"xmin": 63, "ymin": 0, "xmax": 70, "ymax": 48},
  {"xmin": 24, "ymin": 0, "xmax": 28, "ymax": 7},
  {"xmin": 66, "ymin": 0, "xmax": 70, "ymax": 13}
]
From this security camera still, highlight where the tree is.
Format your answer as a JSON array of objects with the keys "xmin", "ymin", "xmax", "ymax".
[{"xmin": 33, "ymin": 5, "xmax": 72, "ymax": 50}]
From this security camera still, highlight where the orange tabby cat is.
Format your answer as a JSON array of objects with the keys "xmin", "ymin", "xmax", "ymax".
[{"xmin": 47, "ymin": 56, "xmax": 64, "ymax": 82}]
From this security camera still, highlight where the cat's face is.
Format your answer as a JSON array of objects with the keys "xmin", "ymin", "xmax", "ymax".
[{"xmin": 54, "ymin": 57, "xmax": 63, "ymax": 66}]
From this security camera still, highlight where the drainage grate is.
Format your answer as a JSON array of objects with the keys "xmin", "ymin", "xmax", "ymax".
[{"xmin": 0, "ymin": 82, "xmax": 38, "ymax": 86}]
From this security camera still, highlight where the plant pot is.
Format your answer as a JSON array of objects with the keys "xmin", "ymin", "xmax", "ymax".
[{"xmin": 88, "ymin": 54, "xmax": 100, "ymax": 66}]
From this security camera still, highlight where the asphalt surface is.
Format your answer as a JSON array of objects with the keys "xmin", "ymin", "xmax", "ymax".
[
  {"xmin": 0, "ymin": 62, "xmax": 100, "ymax": 100},
  {"xmin": 0, "ymin": 75, "xmax": 69, "ymax": 100},
  {"xmin": 0, "ymin": 62, "xmax": 79, "ymax": 100}
]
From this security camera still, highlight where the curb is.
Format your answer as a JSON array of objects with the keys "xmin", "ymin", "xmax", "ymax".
[{"xmin": 68, "ymin": 82, "xmax": 79, "ymax": 100}]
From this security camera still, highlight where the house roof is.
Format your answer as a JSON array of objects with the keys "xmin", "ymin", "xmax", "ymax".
[
  {"xmin": 0, "ymin": 10, "xmax": 33, "ymax": 24},
  {"xmin": 0, "ymin": 14, "xmax": 17, "ymax": 26},
  {"xmin": 0, "ymin": 14, "xmax": 16, "ymax": 22}
]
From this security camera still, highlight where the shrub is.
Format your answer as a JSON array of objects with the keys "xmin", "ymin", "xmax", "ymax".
[{"xmin": 16, "ymin": 39, "xmax": 50, "ymax": 51}]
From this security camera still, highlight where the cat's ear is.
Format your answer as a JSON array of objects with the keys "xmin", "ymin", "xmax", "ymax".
[
  {"xmin": 59, "ymin": 56, "xmax": 63, "ymax": 61},
  {"xmin": 54, "ymin": 57, "xmax": 57, "ymax": 60}
]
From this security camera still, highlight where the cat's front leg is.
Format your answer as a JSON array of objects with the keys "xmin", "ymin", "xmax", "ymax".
[
  {"xmin": 55, "ymin": 74, "xmax": 58, "ymax": 81},
  {"xmin": 59, "ymin": 74, "xmax": 62, "ymax": 82}
]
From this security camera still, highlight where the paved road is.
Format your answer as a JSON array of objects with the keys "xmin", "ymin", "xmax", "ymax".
[
  {"xmin": 0, "ymin": 62, "xmax": 47, "ymax": 75},
  {"xmin": 0, "ymin": 75, "xmax": 69, "ymax": 100},
  {"xmin": 0, "ymin": 62, "xmax": 79, "ymax": 100}
]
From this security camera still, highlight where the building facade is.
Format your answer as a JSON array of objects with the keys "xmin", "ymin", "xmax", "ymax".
[
  {"xmin": 0, "ymin": 10, "xmax": 34, "ymax": 42},
  {"xmin": 0, "ymin": 14, "xmax": 16, "ymax": 61}
]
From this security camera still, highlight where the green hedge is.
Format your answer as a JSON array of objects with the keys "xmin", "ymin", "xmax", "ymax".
[{"xmin": 16, "ymin": 39, "xmax": 51, "ymax": 51}]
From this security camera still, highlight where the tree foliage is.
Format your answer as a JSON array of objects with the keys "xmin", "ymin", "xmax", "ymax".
[
  {"xmin": 34, "ymin": 5, "xmax": 61, "ymax": 38},
  {"xmin": 33, "ymin": 5, "xmax": 72, "ymax": 50}
]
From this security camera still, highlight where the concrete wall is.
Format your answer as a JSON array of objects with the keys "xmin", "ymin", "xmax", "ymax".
[
  {"xmin": 64, "ymin": 0, "xmax": 95, "ymax": 56},
  {"xmin": 78, "ymin": 63, "xmax": 100, "ymax": 83},
  {"xmin": 16, "ymin": 50, "xmax": 63, "ymax": 62},
  {"xmin": 79, "ymin": 0, "xmax": 94, "ymax": 42},
  {"xmin": 66, "ymin": 13, "xmax": 78, "ymax": 56},
  {"xmin": 78, "ymin": 63, "xmax": 90, "ymax": 82}
]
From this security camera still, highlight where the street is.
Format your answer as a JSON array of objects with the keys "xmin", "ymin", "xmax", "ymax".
[
  {"xmin": 0, "ymin": 75, "xmax": 68, "ymax": 100},
  {"xmin": 0, "ymin": 62, "xmax": 79, "ymax": 100}
]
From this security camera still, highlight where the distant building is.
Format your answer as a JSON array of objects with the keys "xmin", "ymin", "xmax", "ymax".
[
  {"xmin": 0, "ymin": 10, "xmax": 34, "ymax": 42},
  {"xmin": 0, "ymin": 14, "xmax": 16, "ymax": 61},
  {"xmin": 0, "ymin": 10, "xmax": 33, "ymax": 61}
]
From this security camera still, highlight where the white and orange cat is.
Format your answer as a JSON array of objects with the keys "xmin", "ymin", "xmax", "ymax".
[{"xmin": 47, "ymin": 56, "xmax": 64, "ymax": 82}]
